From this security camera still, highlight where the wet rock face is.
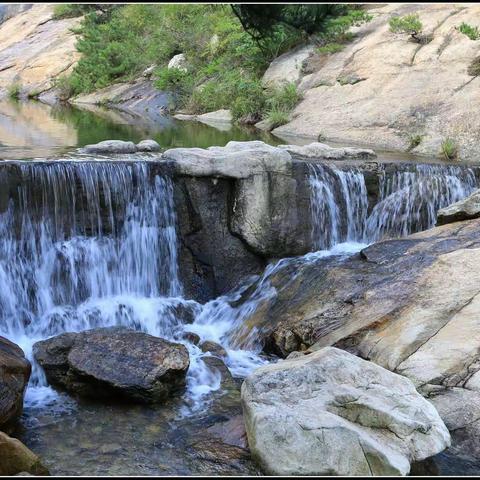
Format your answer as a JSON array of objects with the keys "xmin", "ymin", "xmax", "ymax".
[
  {"xmin": 437, "ymin": 188, "xmax": 480, "ymax": 225},
  {"xmin": 0, "ymin": 431, "xmax": 49, "ymax": 476},
  {"xmin": 0, "ymin": 337, "xmax": 31, "ymax": 433},
  {"xmin": 33, "ymin": 327, "xmax": 189, "ymax": 404},
  {"xmin": 242, "ymin": 347, "xmax": 450, "ymax": 476}
]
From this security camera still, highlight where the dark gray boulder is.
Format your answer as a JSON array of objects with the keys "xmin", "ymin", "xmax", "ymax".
[{"xmin": 33, "ymin": 327, "xmax": 189, "ymax": 404}]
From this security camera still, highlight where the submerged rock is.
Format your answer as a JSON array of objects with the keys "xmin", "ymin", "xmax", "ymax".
[
  {"xmin": 136, "ymin": 139, "xmax": 160, "ymax": 152},
  {"xmin": 82, "ymin": 140, "xmax": 137, "ymax": 155},
  {"xmin": 33, "ymin": 327, "xmax": 189, "ymax": 403},
  {"xmin": 0, "ymin": 432, "xmax": 49, "ymax": 476},
  {"xmin": 199, "ymin": 340, "xmax": 227, "ymax": 358},
  {"xmin": 242, "ymin": 347, "xmax": 450, "ymax": 476},
  {"xmin": 437, "ymin": 189, "xmax": 480, "ymax": 225},
  {"xmin": 0, "ymin": 337, "xmax": 31, "ymax": 433}
]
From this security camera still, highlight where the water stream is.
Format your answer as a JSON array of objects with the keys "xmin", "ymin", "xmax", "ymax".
[{"xmin": 0, "ymin": 156, "xmax": 478, "ymax": 474}]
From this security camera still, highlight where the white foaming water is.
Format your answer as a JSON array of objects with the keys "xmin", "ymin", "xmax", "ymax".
[
  {"xmin": 0, "ymin": 161, "xmax": 216, "ymax": 412},
  {"xmin": 0, "ymin": 159, "xmax": 477, "ymax": 414},
  {"xmin": 309, "ymin": 162, "xmax": 477, "ymax": 245}
]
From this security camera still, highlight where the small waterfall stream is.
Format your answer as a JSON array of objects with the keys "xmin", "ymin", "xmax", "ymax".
[{"xmin": 0, "ymin": 158, "xmax": 477, "ymax": 414}]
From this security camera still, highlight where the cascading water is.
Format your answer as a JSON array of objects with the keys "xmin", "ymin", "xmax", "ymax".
[
  {"xmin": 0, "ymin": 161, "xmax": 215, "ymax": 412},
  {"xmin": 308, "ymin": 164, "xmax": 368, "ymax": 249},
  {"xmin": 0, "ymin": 157, "xmax": 477, "ymax": 415},
  {"xmin": 365, "ymin": 164, "xmax": 477, "ymax": 241},
  {"xmin": 308, "ymin": 162, "xmax": 477, "ymax": 245}
]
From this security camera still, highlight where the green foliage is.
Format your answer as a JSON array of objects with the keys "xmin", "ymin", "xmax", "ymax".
[
  {"xmin": 440, "ymin": 137, "xmax": 458, "ymax": 161},
  {"xmin": 389, "ymin": 14, "xmax": 423, "ymax": 36},
  {"xmin": 61, "ymin": 4, "xmax": 366, "ymax": 123},
  {"xmin": 316, "ymin": 42, "xmax": 345, "ymax": 55},
  {"xmin": 53, "ymin": 4, "xmax": 117, "ymax": 20},
  {"xmin": 266, "ymin": 107, "xmax": 290, "ymax": 129},
  {"xmin": 316, "ymin": 9, "xmax": 372, "ymax": 44},
  {"xmin": 458, "ymin": 22, "xmax": 480, "ymax": 41},
  {"xmin": 7, "ymin": 83, "xmax": 21, "ymax": 100},
  {"xmin": 263, "ymin": 82, "xmax": 302, "ymax": 128}
]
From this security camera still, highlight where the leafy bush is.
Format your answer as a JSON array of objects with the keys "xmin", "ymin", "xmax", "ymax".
[
  {"xmin": 389, "ymin": 14, "xmax": 423, "ymax": 38},
  {"xmin": 263, "ymin": 82, "xmax": 302, "ymax": 128},
  {"xmin": 440, "ymin": 137, "xmax": 458, "ymax": 161},
  {"xmin": 266, "ymin": 107, "xmax": 290, "ymax": 129},
  {"xmin": 458, "ymin": 22, "xmax": 480, "ymax": 41}
]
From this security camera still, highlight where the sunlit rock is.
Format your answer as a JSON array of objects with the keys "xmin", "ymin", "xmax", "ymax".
[{"xmin": 242, "ymin": 347, "xmax": 450, "ymax": 476}]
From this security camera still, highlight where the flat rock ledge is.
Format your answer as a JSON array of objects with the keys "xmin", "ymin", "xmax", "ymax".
[
  {"xmin": 278, "ymin": 142, "xmax": 377, "ymax": 160},
  {"xmin": 242, "ymin": 347, "xmax": 450, "ymax": 476},
  {"xmin": 437, "ymin": 188, "xmax": 480, "ymax": 226},
  {"xmin": 0, "ymin": 337, "xmax": 31, "ymax": 433},
  {"xmin": 81, "ymin": 139, "xmax": 160, "ymax": 154},
  {"xmin": 33, "ymin": 327, "xmax": 189, "ymax": 404}
]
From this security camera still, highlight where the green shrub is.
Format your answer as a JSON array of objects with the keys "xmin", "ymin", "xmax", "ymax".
[
  {"xmin": 7, "ymin": 83, "xmax": 21, "ymax": 100},
  {"xmin": 316, "ymin": 42, "xmax": 345, "ymax": 55},
  {"xmin": 440, "ymin": 137, "xmax": 458, "ymax": 161},
  {"xmin": 266, "ymin": 107, "xmax": 290, "ymax": 129},
  {"xmin": 59, "ymin": 4, "xmax": 368, "ymax": 121},
  {"xmin": 265, "ymin": 82, "xmax": 302, "ymax": 113},
  {"xmin": 389, "ymin": 14, "xmax": 423, "ymax": 39},
  {"xmin": 458, "ymin": 22, "xmax": 480, "ymax": 41}
]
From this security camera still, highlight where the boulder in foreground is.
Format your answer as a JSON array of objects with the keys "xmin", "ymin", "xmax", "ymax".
[
  {"xmin": 0, "ymin": 337, "xmax": 31, "ymax": 433},
  {"xmin": 33, "ymin": 327, "xmax": 189, "ymax": 404},
  {"xmin": 0, "ymin": 431, "xmax": 49, "ymax": 476},
  {"xmin": 242, "ymin": 347, "xmax": 450, "ymax": 476}
]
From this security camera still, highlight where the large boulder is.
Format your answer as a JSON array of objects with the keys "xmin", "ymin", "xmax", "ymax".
[
  {"xmin": 242, "ymin": 347, "xmax": 450, "ymax": 476},
  {"xmin": 33, "ymin": 327, "xmax": 189, "ymax": 403},
  {"xmin": 0, "ymin": 337, "xmax": 31, "ymax": 433},
  {"xmin": 437, "ymin": 189, "xmax": 480, "ymax": 226},
  {"xmin": 165, "ymin": 141, "xmax": 313, "ymax": 258},
  {"xmin": 0, "ymin": 431, "xmax": 49, "ymax": 476}
]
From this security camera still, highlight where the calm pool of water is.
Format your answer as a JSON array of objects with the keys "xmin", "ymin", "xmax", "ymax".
[{"xmin": 0, "ymin": 99, "xmax": 282, "ymax": 160}]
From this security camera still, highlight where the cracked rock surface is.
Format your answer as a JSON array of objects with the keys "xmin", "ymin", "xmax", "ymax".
[{"xmin": 241, "ymin": 346, "xmax": 450, "ymax": 476}]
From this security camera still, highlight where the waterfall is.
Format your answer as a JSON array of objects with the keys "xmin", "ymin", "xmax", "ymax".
[
  {"xmin": 0, "ymin": 158, "xmax": 477, "ymax": 413},
  {"xmin": 0, "ymin": 161, "xmax": 217, "ymax": 411},
  {"xmin": 309, "ymin": 162, "xmax": 477, "ymax": 246},
  {"xmin": 308, "ymin": 164, "xmax": 368, "ymax": 249},
  {"xmin": 365, "ymin": 164, "xmax": 477, "ymax": 241}
]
